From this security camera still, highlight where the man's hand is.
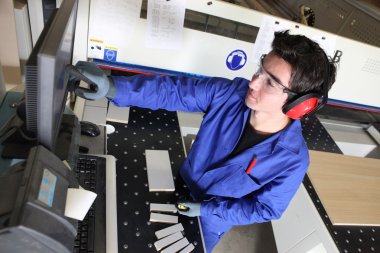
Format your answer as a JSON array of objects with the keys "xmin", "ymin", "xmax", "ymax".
[
  {"xmin": 177, "ymin": 202, "xmax": 201, "ymax": 217},
  {"xmin": 71, "ymin": 61, "xmax": 115, "ymax": 100}
]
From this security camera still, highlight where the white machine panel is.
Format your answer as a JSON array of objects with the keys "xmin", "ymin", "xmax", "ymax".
[{"xmin": 85, "ymin": 0, "xmax": 380, "ymax": 110}]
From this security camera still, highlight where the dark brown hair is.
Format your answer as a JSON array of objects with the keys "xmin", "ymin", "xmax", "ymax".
[{"xmin": 271, "ymin": 30, "xmax": 337, "ymax": 95}]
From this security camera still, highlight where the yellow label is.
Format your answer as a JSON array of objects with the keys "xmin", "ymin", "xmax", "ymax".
[
  {"xmin": 105, "ymin": 46, "xmax": 118, "ymax": 50},
  {"xmin": 90, "ymin": 38, "xmax": 103, "ymax": 43}
]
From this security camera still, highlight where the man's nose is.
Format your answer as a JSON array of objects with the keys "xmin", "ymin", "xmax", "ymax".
[{"xmin": 249, "ymin": 75, "xmax": 261, "ymax": 90}]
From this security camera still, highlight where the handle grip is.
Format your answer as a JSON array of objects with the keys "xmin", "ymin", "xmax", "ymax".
[{"xmin": 65, "ymin": 64, "xmax": 98, "ymax": 100}]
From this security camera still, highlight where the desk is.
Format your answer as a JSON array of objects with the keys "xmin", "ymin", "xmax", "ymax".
[
  {"xmin": 79, "ymin": 124, "xmax": 107, "ymax": 155},
  {"xmin": 308, "ymin": 150, "xmax": 380, "ymax": 226},
  {"xmin": 273, "ymin": 116, "xmax": 380, "ymax": 253},
  {"xmin": 106, "ymin": 107, "xmax": 204, "ymax": 252}
]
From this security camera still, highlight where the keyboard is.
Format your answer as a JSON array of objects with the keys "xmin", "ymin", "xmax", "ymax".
[{"xmin": 74, "ymin": 155, "xmax": 107, "ymax": 253}]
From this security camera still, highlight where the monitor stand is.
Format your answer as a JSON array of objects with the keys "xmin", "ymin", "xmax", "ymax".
[
  {"xmin": 0, "ymin": 100, "xmax": 37, "ymax": 159},
  {"xmin": 0, "ymin": 100, "xmax": 79, "ymax": 161}
]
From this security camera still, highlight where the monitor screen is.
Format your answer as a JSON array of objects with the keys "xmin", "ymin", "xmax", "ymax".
[
  {"xmin": 37, "ymin": 168, "xmax": 58, "ymax": 207},
  {"xmin": 25, "ymin": 0, "xmax": 78, "ymax": 151}
]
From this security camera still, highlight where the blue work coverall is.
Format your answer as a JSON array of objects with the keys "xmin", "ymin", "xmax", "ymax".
[{"xmin": 109, "ymin": 75, "xmax": 310, "ymax": 252}]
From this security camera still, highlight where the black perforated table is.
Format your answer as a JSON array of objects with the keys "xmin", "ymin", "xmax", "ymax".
[{"xmin": 107, "ymin": 107, "xmax": 204, "ymax": 253}]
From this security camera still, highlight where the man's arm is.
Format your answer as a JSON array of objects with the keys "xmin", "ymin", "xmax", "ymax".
[
  {"xmin": 200, "ymin": 162, "xmax": 308, "ymax": 225},
  {"xmin": 71, "ymin": 61, "xmax": 238, "ymax": 112},
  {"xmin": 109, "ymin": 74, "xmax": 236, "ymax": 113}
]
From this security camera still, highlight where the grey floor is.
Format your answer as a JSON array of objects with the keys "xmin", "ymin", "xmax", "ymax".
[{"xmin": 213, "ymin": 222, "xmax": 278, "ymax": 253}]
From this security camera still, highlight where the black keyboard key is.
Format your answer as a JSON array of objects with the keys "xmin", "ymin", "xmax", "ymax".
[
  {"xmin": 87, "ymin": 217, "xmax": 95, "ymax": 252},
  {"xmin": 74, "ymin": 155, "xmax": 106, "ymax": 253}
]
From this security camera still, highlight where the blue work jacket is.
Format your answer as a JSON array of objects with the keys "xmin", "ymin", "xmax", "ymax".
[{"xmin": 110, "ymin": 75, "xmax": 310, "ymax": 226}]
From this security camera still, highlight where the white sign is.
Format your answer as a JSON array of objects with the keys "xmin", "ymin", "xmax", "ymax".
[
  {"xmin": 145, "ymin": 0, "xmax": 186, "ymax": 50},
  {"xmin": 88, "ymin": 0, "xmax": 142, "ymax": 59}
]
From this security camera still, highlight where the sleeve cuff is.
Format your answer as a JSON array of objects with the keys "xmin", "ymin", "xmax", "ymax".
[
  {"xmin": 105, "ymin": 76, "xmax": 116, "ymax": 99},
  {"xmin": 200, "ymin": 197, "xmax": 219, "ymax": 217}
]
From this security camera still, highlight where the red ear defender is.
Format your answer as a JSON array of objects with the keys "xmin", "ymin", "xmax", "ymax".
[
  {"xmin": 282, "ymin": 93, "xmax": 320, "ymax": 120},
  {"xmin": 283, "ymin": 50, "xmax": 331, "ymax": 120}
]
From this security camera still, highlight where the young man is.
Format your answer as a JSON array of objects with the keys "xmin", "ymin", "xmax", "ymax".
[{"xmin": 73, "ymin": 30, "xmax": 337, "ymax": 252}]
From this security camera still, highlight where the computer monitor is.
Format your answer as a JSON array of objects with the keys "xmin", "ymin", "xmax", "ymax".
[
  {"xmin": 0, "ymin": 145, "xmax": 78, "ymax": 253},
  {"xmin": 25, "ymin": 0, "xmax": 78, "ymax": 151}
]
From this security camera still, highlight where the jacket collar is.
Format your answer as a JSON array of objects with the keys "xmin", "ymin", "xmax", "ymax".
[
  {"xmin": 245, "ymin": 108, "xmax": 304, "ymax": 155},
  {"xmin": 233, "ymin": 99, "xmax": 304, "ymax": 157},
  {"xmin": 275, "ymin": 119, "xmax": 303, "ymax": 154}
]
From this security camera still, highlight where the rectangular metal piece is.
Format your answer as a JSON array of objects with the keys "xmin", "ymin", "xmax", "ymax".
[
  {"xmin": 179, "ymin": 243, "xmax": 195, "ymax": 253},
  {"xmin": 86, "ymin": 97, "xmax": 108, "ymax": 108},
  {"xmin": 150, "ymin": 212, "xmax": 178, "ymax": 224},
  {"xmin": 106, "ymin": 104, "xmax": 130, "ymax": 124},
  {"xmin": 83, "ymin": 105, "xmax": 107, "ymax": 125},
  {"xmin": 145, "ymin": 150, "xmax": 175, "ymax": 191},
  {"xmin": 154, "ymin": 231, "xmax": 183, "ymax": 251},
  {"xmin": 161, "ymin": 237, "xmax": 190, "ymax": 253},
  {"xmin": 150, "ymin": 203, "xmax": 177, "ymax": 213},
  {"xmin": 104, "ymin": 155, "xmax": 118, "ymax": 253},
  {"xmin": 367, "ymin": 125, "xmax": 380, "ymax": 145},
  {"xmin": 155, "ymin": 223, "xmax": 184, "ymax": 239}
]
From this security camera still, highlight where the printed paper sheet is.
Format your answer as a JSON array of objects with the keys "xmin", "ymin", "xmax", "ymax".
[{"xmin": 145, "ymin": 0, "xmax": 186, "ymax": 50}]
